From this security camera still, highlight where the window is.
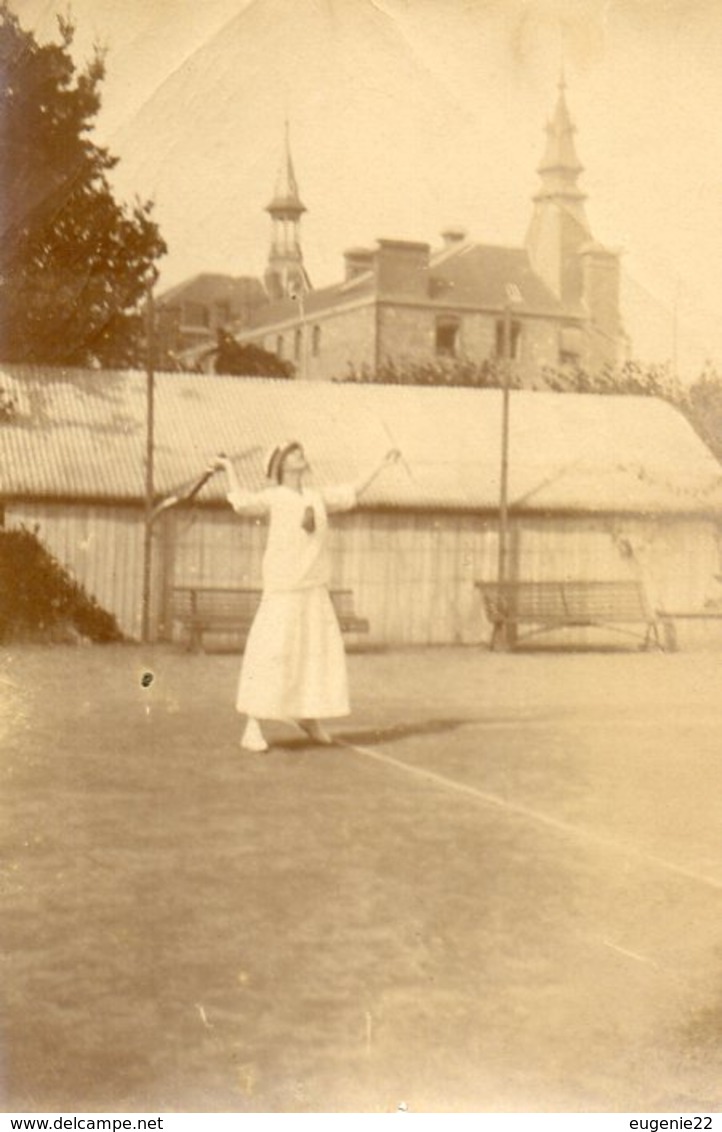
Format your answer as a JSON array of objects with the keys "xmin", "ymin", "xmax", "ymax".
[
  {"xmin": 494, "ymin": 318, "xmax": 522, "ymax": 360},
  {"xmin": 294, "ymin": 328, "xmax": 302, "ymax": 361},
  {"xmin": 559, "ymin": 326, "xmax": 583, "ymax": 366},
  {"xmin": 312, "ymin": 325, "xmax": 321, "ymax": 357},
  {"xmin": 435, "ymin": 316, "xmax": 460, "ymax": 358},
  {"xmin": 276, "ymin": 335, "xmax": 284, "ymax": 358}
]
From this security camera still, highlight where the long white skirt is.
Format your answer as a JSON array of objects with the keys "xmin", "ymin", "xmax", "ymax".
[{"xmin": 236, "ymin": 585, "xmax": 350, "ymax": 720}]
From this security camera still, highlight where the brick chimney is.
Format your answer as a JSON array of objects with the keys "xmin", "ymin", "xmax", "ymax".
[
  {"xmin": 375, "ymin": 239, "xmax": 430, "ymax": 297},
  {"xmin": 580, "ymin": 242, "xmax": 622, "ymax": 340},
  {"xmin": 343, "ymin": 247, "xmax": 375, "ymax": 281},
  {"xmin": 441, "ymin": 228, "xmax": 466, "ymax": 248}
]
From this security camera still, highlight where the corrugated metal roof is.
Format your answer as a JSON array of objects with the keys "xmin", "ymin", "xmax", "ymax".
[{"xmin": 1, "ymin": 365, "xmax": 721, "ymax": 515}]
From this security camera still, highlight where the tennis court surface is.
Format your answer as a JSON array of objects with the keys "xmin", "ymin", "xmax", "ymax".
[{"xmin": 2, "ymin": 644, "xmax": 721, "ymax": 1113}]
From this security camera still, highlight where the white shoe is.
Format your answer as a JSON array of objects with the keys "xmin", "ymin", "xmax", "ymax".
[
  {"xmin": 240, "ymin": 719, "xmax": 269, "ymax": 753},
  {"xmin": 298, "ymin": 718, "xmax": 333, "ymax": 745}
]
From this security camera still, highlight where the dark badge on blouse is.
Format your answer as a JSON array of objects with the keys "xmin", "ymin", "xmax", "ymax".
[{"xmin": 301, "ymin": 505, "xmax": 316, "ymax": 533}]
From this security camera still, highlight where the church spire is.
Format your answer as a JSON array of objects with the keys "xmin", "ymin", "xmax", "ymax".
[
  {"xmin": 525, "ymin": 77, "xmax": 625, "ymax": 364},
  {"xmin": 266, "ymin": 120, "xmax": 306, "ymax": 216},
  {"xmin": 533, "ymin": 74, "xmax": 589, "ymax": 228},
  {"xmin": 264, "ymin": 122, "xmax": 310, "ymax": 301},
  {"xmin": 525, "ymin": 78, "xmax": 592, "ymax": 304}
]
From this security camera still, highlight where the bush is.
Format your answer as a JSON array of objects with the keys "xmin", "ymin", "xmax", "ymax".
[
  {"xmin": 0, "ymin": 527, "xmax": 123, "ymax": 642},
  {"xmin": 339, "ymin": 356, "xmax": 523, "ymax": 389},
  {"xmin": 214, "ymin": 331, "xmax": 295, "ymax": 378}
]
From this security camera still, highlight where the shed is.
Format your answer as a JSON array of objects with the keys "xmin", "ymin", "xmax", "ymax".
[{"xmin": 1, "ymin": 366, "xmax": 721, "ymax": 647}]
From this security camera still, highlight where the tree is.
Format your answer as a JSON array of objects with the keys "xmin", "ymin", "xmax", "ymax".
[
  {"xmin": 683, "ymin": 365, "xmax": 722, "ymax": 465},
  {"xmin": 0, "ymin": 3, "xmax": 166, "ymax": 367},
  {"xmin": 214, "ymin": 330, "xmax": 295, "ymax": 378},
  {"xmin": 539, "ymin": 358, "xmax": 680, "ymax": 399}
]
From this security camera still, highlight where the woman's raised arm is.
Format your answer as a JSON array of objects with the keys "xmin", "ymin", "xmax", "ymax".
[{"xmin": 211, "ymin": 454, "xmax": 270, "ymax": 517}]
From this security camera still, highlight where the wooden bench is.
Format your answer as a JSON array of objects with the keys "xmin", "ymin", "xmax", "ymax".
[
  {"xmin": 475, "ymin": 580, "xmax": 663, "ymax": 651},
  {"xmin": 170, "ymin": 586, "xmax": 369, "ymax": 651},
  {"xmin": 656, "ymin": 609, "xmax": 722, "ymax": 652}
]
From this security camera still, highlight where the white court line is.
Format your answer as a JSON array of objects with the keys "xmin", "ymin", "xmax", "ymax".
[
  {"xmin": 481, "ymin": 717, "xmax": 720, "ymax": 730},
  {"xmin": 337, "ymin": 734, "xmax": 722, "ymax": 894},
  {"xmin": 601, "ymin": 939, "xmax": 659, "ymax": 968}
]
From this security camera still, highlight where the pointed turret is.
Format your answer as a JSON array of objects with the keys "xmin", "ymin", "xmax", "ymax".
[
  {"xmin": 526, "ymin": 77, "xmax": 625, "ymax": 368},
  {"xmin": 266, "ymin": 121, "xmax": 306, "ymax": 217},
  {"xmin": 526, "ymin": 77, "xmax": 591, "ymax": 305},
  {"xmin": 533, "ymin": 75, "xmax": 589, "ymax": 227},
  {"xmin": 264, "ymin": 122, "xmax": 311, "ymax": 301}
]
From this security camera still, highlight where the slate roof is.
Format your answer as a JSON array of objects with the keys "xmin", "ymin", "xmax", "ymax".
[
  {"xmin": 245, "ymin": 270, "xmax": 375, "ymax": 330},
  {"xmin": 157, "ymin": 273, "xmax": 267, "ymax": 310},
  {"xmin": 1, "ymin": 366, "xmax": 721, "ymax": 515},
  {"xmin": 239, "ymin": 238, "xmax": 573, "ymax": 338},
  {"xmin": 429, "ymin": 244, "xmax": 568, "ymax": 316}
]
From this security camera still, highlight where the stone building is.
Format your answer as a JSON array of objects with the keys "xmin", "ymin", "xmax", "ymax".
[
  {"xmin": 229, "ymin": 80, "xmax": 628, "ymax": 384},
  {"xmin": 155, "ymin": 273, "xmax": 267, "ymax": 368},
  {"xmin": 159, "ymin": 124, "xmax": 308, "ymax": 372}
]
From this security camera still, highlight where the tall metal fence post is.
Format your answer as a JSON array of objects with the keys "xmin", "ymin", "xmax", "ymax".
[
  {"xmin": 141, "ymin": 286, "xmax": 156, "ymax": 644},
  {"xmin": 495, "ymin": 301, "xmax": 512, "ymax": 650}
]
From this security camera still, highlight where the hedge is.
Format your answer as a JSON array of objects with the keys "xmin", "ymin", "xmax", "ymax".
[{"xmin": 0, "ymin": 526, "xmax": 123, "ymax": 642}]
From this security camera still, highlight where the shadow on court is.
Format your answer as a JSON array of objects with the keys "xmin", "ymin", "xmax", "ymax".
[
  {"xmin": 274, "ymin": 718, "xmax": 469, "ymax": 750},
  {"xmin": 2, "ymin": 644, "xmax": 722, "ymax": 1113}
]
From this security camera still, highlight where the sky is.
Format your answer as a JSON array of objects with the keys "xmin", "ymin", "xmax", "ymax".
[{"xmin": 13, "ymin": 0, "xmax": 722, "ymax": 378}]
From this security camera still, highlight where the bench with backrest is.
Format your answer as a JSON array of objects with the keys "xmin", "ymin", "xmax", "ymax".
[
  {"xmin": 475, "ymin": 579, "xmax": 663, "ymax": 651},
  {"xmin": 170, "ymin": 585, "xmax": 369, "ymax": 651},
  {"xmin": 655, "ymin": 607, "xmax": 722, "ymax": 651},
  {"xmin": 651, "ymin": 571, "xmax": 722, "ymax": 651}
]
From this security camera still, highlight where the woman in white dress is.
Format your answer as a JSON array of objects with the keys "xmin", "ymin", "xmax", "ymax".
[{"xmin": 213, "ymin": 442, "xmax": 399, "ymax": 752}]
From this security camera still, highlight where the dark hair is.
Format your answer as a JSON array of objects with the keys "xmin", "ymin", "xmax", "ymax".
[{"xmin": 267, "ymin": 441, "xmax": 303, "ymax": 482}]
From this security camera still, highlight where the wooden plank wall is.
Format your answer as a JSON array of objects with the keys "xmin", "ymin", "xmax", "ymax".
[
  {"xmin": 512, "ymin": 514, "xmax": 722, "ymax": 648},
  {"xmin": 328, "ymin": 510, "xmax": 497, "ymax": 645},
  {"xmin": 166, "ymin": 508, "xmax": 722, "ymax": 648},
  {"xmin": 5, "ymin": 503, "xmax": 720, "ymax": 648},
  {"xmin": 167, "ymin": 507, "xmax": 499, "ymax": 647},
  {"xmin": 516, "ymin": 514, "xmax": 721, "ymax": 606},
  {"xmin": 6, "ymin": 502, "xmax": 162, "ymax": 640}
]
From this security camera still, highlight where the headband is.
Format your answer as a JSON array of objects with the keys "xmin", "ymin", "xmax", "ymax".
[{"xmin": 265, "ymin": 440, "xmax": 302, "ymax": 482}]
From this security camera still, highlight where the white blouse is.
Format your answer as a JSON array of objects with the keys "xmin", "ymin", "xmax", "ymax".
[{"xmin": 227, "ymin": 483, "xmax": 357, "ymax": 593}]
